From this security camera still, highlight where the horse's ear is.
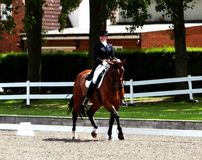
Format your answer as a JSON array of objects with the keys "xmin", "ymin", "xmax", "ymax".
[{"xmin": 122, "ymin": 59, "xmax": 126, "ymax": 65}]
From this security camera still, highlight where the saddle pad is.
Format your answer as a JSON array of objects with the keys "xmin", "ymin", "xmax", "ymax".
[{"xmin": 85, "ymin": 63, "xmax": 110, "ymax": 88}]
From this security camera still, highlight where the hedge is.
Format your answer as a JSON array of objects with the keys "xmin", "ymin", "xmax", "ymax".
[{"xmin": 0, "ymin": 50, "xmax": 202, "ymax": 92}]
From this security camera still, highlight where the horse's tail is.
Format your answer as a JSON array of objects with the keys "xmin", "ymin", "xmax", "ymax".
[
  {"xmin": 67, "ymin": 95, "xmax": 86, "ymax": 119},
  {"xmin": 67, "ymin": 96, "xmax": 74, "ymax": 113}
]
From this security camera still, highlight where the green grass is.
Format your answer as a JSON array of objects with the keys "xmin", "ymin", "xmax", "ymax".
[
  {"xmin": 95, "ymin": 100, "xmax": 202, "ymax": 120},
  {"xmin": 0, "ymin": 100, "xmax": 69, "ymax": 117},
  {"xmin": 0, "ymin": 98, "xmax": 202, "ymax": 120},
  {"xmin": 144, "ymin": 47, "xmax": 202, "ymax": 53}
]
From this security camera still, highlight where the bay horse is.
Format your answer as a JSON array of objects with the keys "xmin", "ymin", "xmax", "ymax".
[{"xmin": 68, "ymin": 58, "xmax": 126, "ymax": 140}]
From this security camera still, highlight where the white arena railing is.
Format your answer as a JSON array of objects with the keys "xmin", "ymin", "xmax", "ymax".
[{"xmin": 0, "ymin": 75, "xmax": 202, "ymax": 105}]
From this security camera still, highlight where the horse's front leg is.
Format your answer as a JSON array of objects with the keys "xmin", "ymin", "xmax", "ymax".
[
  {"xmin": 111, "ymin": 106, "xmax": 124, "ymax": 140},
  {"xmin": 108, "ymin": 112, "xmax": 115, "ymax": 140},
  {"xmin": 87, "ymin": 106, "xmax": 98, "ymax": 138},
  {"xmin": 72, "ymin": 110, "xmax": 78, "ymax": 139}
]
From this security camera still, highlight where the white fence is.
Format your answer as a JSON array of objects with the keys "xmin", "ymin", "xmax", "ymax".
[
  {"xmin": 0, "ymin": 81, "xmax": 74, "ymax": 105},
  {"xmin": 0, "ymin": 75, "xmax": 202, "ymax": 105},
  {"xmin": 125, "ymin": 75, "xmax": 202, "ymax": 103}
]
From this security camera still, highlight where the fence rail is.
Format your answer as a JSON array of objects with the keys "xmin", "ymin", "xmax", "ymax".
[{"xmin": 0, "ymin": 75, "xmax": 202, "ymax": 105}]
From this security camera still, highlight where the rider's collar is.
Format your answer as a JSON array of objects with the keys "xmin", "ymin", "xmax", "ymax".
[{"xmin": 101, "ymin": 41, "xmax": 107, "ymax": 47}]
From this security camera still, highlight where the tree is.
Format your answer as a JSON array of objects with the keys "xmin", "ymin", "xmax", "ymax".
[
  {"xmin": 117, "ymin": 0, "xmax": 194, "ymax": 79},
  {"xmin": 89, "ymin": 0, "xmax": 150, "ymax": 67},
  {"xmin": 60, "ymin": 0, "xmax": 116, "ymax": 67},
  {"xmin": 0, "ymin": 0, "xmax": 44, "ymax": 90},
  {"xmin": 117, "ymin": 0, "xmax": 195, "ymax": 100},
  {"xmin": 155, "ymin": 0, "xmax": 194, "ymax": 77},
  {"xmin": 155, "ymin": 0, "xmax": 194, "ymax": 100},
  {"xmin": 24, "ymin": 0, "xmax": 45, "ymax": 85},
  {"xmin": 89, "ymin": 0, "xmax": 111, "ymax": 66},
  {"xmin": 89, "ymin": 0, "xmax": 151, "ymax": 66},
  {"xmin": 24, "ymin": 0, "xmax": 81, "ymax": 89},
  {"xmin": 59, "ymin": 0, "xmax": 150, "ymax": 67},
  {"xmin": 117, "ymin": 0, "xmax": 151, "ymax": 31}
]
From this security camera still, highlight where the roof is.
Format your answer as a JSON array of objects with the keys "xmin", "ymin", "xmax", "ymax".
[
  {"xmin": 47, "ymin": 23, "xmax": 202, "ymax": 35},
  {"xmin": 43, "ymin": 0, "xmax": 61, "ymax": 30}
]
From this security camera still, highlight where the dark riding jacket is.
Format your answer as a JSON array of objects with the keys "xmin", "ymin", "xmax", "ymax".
[
  {"xmin": 93, "ymin": 42, "xmax": 115, "ymax": 67},
  {"xmin": 85, "ymin": 41, "xmax": 115, "ymax": 81}
]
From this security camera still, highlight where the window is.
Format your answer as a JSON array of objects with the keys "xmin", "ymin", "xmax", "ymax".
[{"xmin": 1, "ymin": 3, "xmax": 12, "ymax": 21}]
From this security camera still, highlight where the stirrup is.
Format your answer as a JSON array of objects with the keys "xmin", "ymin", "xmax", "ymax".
[
  {"xmin": 82, "ymin": 97, "xmax": 89, "ymax": 106},
  {"xmin": 121, "ymin": 100, "xmax": 128, "ymax": 106}
]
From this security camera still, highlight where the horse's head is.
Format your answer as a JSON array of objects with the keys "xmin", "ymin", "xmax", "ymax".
[{"xmin": 107, "ymin": 58, "xmax": 126, "ymax": 90}]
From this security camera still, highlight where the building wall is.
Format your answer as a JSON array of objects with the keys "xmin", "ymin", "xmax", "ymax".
[
  {"xmin": 68, "ymin": 0, "xmax": 89, "ymax": 27},
  {"xmin": 0, "ymin": 0, "xmax": 24, "ymax": 53},
  {"xmin": 1, "ymin": 0, "xmax": 202, "ymax": 52},
  {"xmin": 42, "ymin": 35, "xmax": 140, "ymax": 51},
  {"xmin": 184, "ymin": 0, "xmax": 202, "ymax": 21},
  {"xmin": 141, "ymin": 26, "xmax": 202, "ymax": 48},
  {"xmin": 186, "ymin": 26, "xmax": 202, "ymax": 47},
  {"xmin": 0, "ymin": 0, "xmax": 61, "ymax": 53},
  {"xmin": 68, "ymin": 8, "xmax": 79, "ymax": 27},
  {"xmin": 141, "ymin": 30, "xmax": 174, "ymax": 48}
]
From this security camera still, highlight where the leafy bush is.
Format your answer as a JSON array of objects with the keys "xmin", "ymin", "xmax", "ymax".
[
  {"xmin": 0, "ymin": 52, "xmax": 27, "ymax": 82},
  {"xmin": 0, "ymin": 48, "xmax": 202, "ymax": 87}
]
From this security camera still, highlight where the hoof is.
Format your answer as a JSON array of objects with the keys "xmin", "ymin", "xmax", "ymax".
[
  {"xmin": 108, "ymin": 136, "xmax": 112, "ymax": 140},
  {"xmin": 91, "ymin": 131, "xmax": 97, "ymax": 138},
  {"xmin": 118, "ymin": 134, "xmax": 124, "ymax": 140},
  {"xmin": 72, "ymin": 131, "xmax": 77, "ymax": 140}
]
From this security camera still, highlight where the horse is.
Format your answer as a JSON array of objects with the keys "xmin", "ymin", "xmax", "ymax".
[{"xmin": 68, "ymin": 58, "xmax": 126, "ymax": 140}]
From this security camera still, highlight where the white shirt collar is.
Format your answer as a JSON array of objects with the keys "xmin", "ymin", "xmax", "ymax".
[{"xmin": 101, "ymin": 41, "xmax": 107, "ymax": 47}]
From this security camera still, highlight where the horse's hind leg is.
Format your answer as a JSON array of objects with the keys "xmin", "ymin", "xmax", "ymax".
[
  {"xmin": 72, "ymin": 109, "xmax": 78, "ymax": 139},
  {"xmin": 72, "ymin": 90, "xmax": 84, "ymax": 139},
  {"xmin": 87, "ymin": 105, "xmax": 99, "ymax": 138}
]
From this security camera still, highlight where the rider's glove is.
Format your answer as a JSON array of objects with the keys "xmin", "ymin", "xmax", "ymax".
[{"xmin": 102, "ymin": 60, "xmax": 108, "ymax": 66}]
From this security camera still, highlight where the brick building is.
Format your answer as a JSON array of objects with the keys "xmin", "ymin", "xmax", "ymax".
[
  {"xmin": 0, "ymin": 0, "xmax": 24, "ymax": 52},
  {"xmin": 0, "ymin": 0, "xmax": 202, "ymax": 53},
  {"xmin": 141, "ymin": 25, "xmax": 202, "ymax": 48},
  {"xmin": 0, "ymin": 0, "xmax": 61, "ymax": 53}
]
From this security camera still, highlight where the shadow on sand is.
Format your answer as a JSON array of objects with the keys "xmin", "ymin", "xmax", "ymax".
[{"xmin": 43, "ymin": 138, "xmax": 105, "ymax": 143}]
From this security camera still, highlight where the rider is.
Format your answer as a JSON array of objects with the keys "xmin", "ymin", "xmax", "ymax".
[
  {"xmin": 86, "ymin": 30, "xmax": 114, "ymax": 80},
  {"xmin": 83, "ymin": 30, "xmax": 115, "ymax": 105}
]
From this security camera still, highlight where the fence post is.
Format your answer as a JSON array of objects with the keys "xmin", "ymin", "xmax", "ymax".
[
  {"xmin": 26, "ymin": 81, "xmax": 30, "ymax": 105},
  {"xmin": 188, "ymin": 75, "xmax": 193, "ymax": 100},
  {"xmin": 130, "ymin": 79, "xmax": 134, "ymax": 104}
]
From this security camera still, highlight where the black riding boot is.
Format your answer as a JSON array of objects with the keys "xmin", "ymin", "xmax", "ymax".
[
  {"xmin": 86, "ymin": 68, "xmax": 95, "ymax": 81},
  {"xmin": 82, "ymin": 82, "xmax": 96, "ymax": 106}
]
